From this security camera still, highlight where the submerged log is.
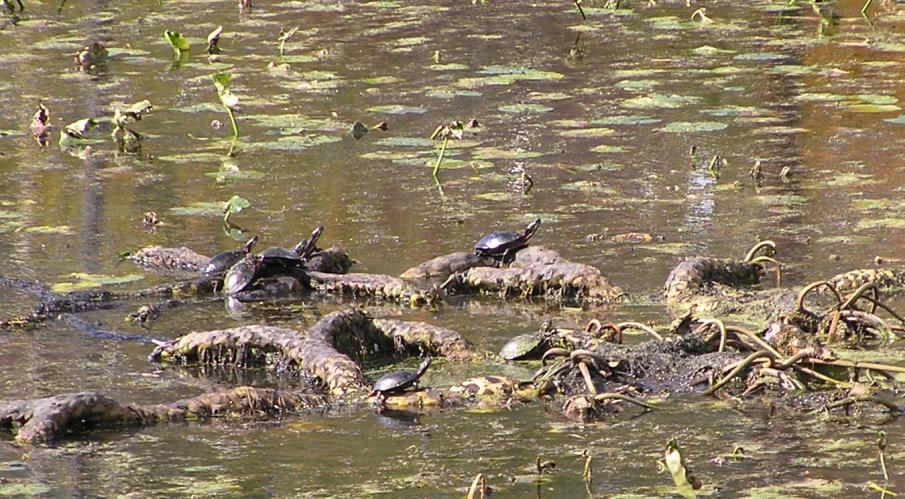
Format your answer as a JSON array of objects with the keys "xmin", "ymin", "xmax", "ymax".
[
  {"xmin": 0, "ymin": 387, "xmax": 326, "ymax": 445},
  {"xmin": 444, "ymin": 247, "xmax": 625, "ymax": 303}
]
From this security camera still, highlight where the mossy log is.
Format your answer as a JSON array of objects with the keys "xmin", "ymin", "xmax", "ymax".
[
  {"xmin": 0, "ymin": 387, "xmax": 325, "ymax": 445},
  {"xmin": 399, "ymin": 252, "xmax": 496, "ymax": 283},
  {"xmin": 828, "ymin": 268, "xmax": 905, "ymax": 294},
  {"xmin": 308, "ymin": 272, "xmax": 435, "ymax": 304},
  {"xmin": 150, "ymin": 310, "xmax": 484, "ymax": 396},
  {"xmin": 444, "ymin": 247, "xmax": 625, "ymax": 303},
  {"xmin": 129, "ymin": 245, "xmax": 353, "ymax": 275}
]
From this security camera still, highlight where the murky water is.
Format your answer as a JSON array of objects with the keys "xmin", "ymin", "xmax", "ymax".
[{"xmin": 3, "ymin": 0, "xmax": 905, "ymax": 495}]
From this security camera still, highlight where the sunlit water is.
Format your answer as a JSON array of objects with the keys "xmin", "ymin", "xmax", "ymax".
[{"xmin": 2, "ymin": 0, "xmax": 905, "ymax": 495}]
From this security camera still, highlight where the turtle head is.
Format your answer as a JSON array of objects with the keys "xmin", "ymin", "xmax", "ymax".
[
  {"xmin": 309, "ymin": 224, "xmax": 325, "ymax": 245},
  {"xmin": 417, "ymin": 356, "xmax": 432, "ymax": 375},
  {"xmin": 243, "ymin": 235, "xmax": 259, "ymax": 254},
  {"xmin": 524, "ymin": 218, "xmax": 542, "ymax": 239}
]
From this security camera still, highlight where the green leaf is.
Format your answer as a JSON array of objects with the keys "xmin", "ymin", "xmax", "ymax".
[
  {"xmin": 213, "ymin": 72, "xmax": 239, "ymax": 110},
  {"xmin": 51, "ymin": 273, "xmax": 144, "ymax": 293},
  {"xmin": 222, "ymin": 195, "xmax": 251, "ymax": 222},
  {"xmin": 164, "ymin": 30, "xmax": 190, "ymax": 56}
]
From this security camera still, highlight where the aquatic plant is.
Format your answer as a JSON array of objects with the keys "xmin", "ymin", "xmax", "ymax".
[
  {"xmin": 222, "ymin": 195, "xmax": 250, "ymax": 224},
  {"xmin": 111, "ymin": 100, "xmax": 153, "ymax": 144},
  {"xmin": 163, "ymin": 30, "xmax": 189, "ymax": 58},
  {"xmin": 207, "ymin": 25, "xmax": 223, "ymax": 55},
  {"xmin": 278, "ymin": 26, "xmax": 298, "ymax": 57},
  {"xmin": 212, "ymin": 72, "xmax": 240, "ymax": 149}
]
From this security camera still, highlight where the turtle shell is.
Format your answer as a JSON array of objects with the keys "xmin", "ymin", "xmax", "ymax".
[
  {"xmin": 499, "ymin": 333, "xmax": 544, "ymax": 360},
  {"xmin": 223, "ymin": 255, "xmax": 260, "ymax": 295},
  {"xmin": 202, "ymin": 236, "xmax": 258, "ymax": 277},
  {"xmin": 259, "ymin": 246, "xmax": 301, "ymax": 266},
  {"xmin": 474, "ymin": 230, "xmax": 523, "ymax": 255},
  {"xmin": 371, "ymin": 357, "xmax": 432, "ymax": 396}
]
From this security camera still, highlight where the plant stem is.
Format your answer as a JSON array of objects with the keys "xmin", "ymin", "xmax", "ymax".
[
  {"xmin": 226, "ymin": 107, "xmax": 239, "ymax": 139},
  {"xmin": 432, "ymin": 136, "xmax": 449, "ymax": 181}
]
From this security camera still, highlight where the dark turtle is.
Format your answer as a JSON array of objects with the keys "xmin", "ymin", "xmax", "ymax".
[
  {"xmin": 370, "ymin": 357, "xmax": 432, "ymax": 397},
  {"xmin": 202, "ymin": 236, "xmax": 258, "ymax": 277},
  {"xmin": 257, "ymin": 224, "xmax": 325, "ymax": 269},
  {"xmin": 474, "ymin": 218, "xmax": 541, "ymax": 262},
  {"xmin": 499, "ymin": 333, "xmax": 545, "ymax": 360},
  {"xmin": 295, "ymin": 224, "xmax": 324, "ymax": 260},
  {"xmin": 222, "ymin": 254, "xmax": 260, "ymax": 295}
]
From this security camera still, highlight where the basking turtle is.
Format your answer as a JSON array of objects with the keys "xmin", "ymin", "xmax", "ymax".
[
  {"xmin": 370, "ymin": 357, "xmax": 432, "ymax": 398},
  {"xmin": 296, "ymin": 224, "xmax": 324, "ymax": 260},
  {"xmin": 474, "ymin": 218, "xmax": 541, "ymax": 262},
  {"xmin": 222, "ymin": 254, "xmax": 260, "ymax": 295},
  {"xmin": 202, "ymin": 236, "xmax": 258, "ymax": 277},
  {"xmin": 500, "ymin": 333, "xmax": 546, "ymax": 361},
  {"xmin": 257, "ymin": 225, "xmax": 325, "ymax": 270}
]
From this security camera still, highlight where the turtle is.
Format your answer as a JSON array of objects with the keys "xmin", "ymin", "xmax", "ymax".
[
  {"xmin": 296, "ymin": 224, "xmax": 324, "ymax": 260},
  {"xmin": 370, "ymin": 357, "xmax": 432, "ymax": 398},
  {"xmin": 201, "ymin": 236, "xmax": 258, "ymax": 277},
  {"xmin": 474, "ymin": 218, "xmax": 541, "ymax": 263},
  {"xmin": 222, "ymin": 254, "xmax": 261, "ymax": 295},
  {"xmin": 499, "ymin": 333, "xmax": 546, "ymax": 361}
]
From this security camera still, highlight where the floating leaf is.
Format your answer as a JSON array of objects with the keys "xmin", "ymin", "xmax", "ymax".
[
  {"xmin": 497, "ymin": 103, "xmax": 553, "ymax": 113},
  {"xmin": 169, "ymin": 202, "xmax": 224, "ymax": 217},
  {"xmin": 367, "ymin": 105, "xmax": 427, "ymax": 115},
  {"xmin": 593, "ymin": 115, "xmax": 661, "ymax": 126},
  {"xmin": 51, "ymin": 273, "xmax": 144, "ymax": 293},
  {"xmin": 622, "ymin": 93, "xmax": 701, "ymax": 109},
  {"xmin": 657, "ymin": 121, "xmax": 728, "ymax": 133},
  {"xmin": 590, "ymin": 144, "xmax": 630, "ymax": 153}
]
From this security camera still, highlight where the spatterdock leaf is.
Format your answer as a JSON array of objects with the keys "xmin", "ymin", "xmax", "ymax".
[
  {"xmin": 222, "ymin": 195, "xmax": 251, "ymax": 222},
  {"xmin": 213, "ymin": 72, "xmax": 240, "ymax": 110},
  {"xmin": 164, "ymin": 30, "xmax": 190, "ymax": 56}
]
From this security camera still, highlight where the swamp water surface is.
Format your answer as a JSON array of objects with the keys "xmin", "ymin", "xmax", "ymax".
[{"xmin": 2, "ymin": 0, "xmax": 905, "ymax": 496}]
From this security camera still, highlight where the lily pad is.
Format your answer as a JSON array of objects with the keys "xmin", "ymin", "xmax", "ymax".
[
  {"xmin": 52, "ymin": 273, "xmax": 144, "ymax": 293},
  {"xmin": 656, "ymin": 121, "xmax": 728, "ymax": 133},
  {"xmin": 592, "ymin": 115, "xmax": 661, "ymax": 126},
  {"xmin": 590, "ymin": 144, "xmax": 630, "ymax": 153},
  {"xmin": 560, "ymin": 181, "xmax": 618, "ymax": 194},
  {"xmin": 622, "ymin": 93, "xmax": 701, "ymax": 109},
  {"xmin": 498, "ymin": 103, "xmax": 553, "ymax": 113},
  {"xmin": 366, "ymin": 105, "xmax": 427, "ymax": 115}
]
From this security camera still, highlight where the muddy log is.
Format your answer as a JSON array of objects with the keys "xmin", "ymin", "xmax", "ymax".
[
  {"xmin": 444, "ymin": 247, "xmax": 625, "ymax": 303},
  {"xmin": 399, "ymin": 252, "xmax": 496, "ymax": 283},
  {"xmin": 129, "ymin": 245, "xmax": 353, "ymax": 275},
  {"xmin": 129, "ymin": 246, "xmax": 210, "ymax": 274},
  {"xmin": 664, "ymin": 257, "xmax": 763, "ymax": 304},
  {"xmin": 150, "ymin": 310, "xmax": 395, "ymax": 397},
  {"xmin": 828, "ymin": 268, "xmax": 905, "ymax": 294},
  {"xmin": 372, "ymin": 319, "xmax": 484, "ymax": 360},
  {"xmin": 379, "ymin": 375, "xmax": 536, "ymax": 410},
  {"xmin": 0, "ymin": 388, "xmax": 326, "ymax": 445},
  {"xmin": 308, "ymin": 271, "xmax": 435, "ymax": 304}
]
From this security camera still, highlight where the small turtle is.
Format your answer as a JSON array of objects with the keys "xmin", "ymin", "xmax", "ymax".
[
  {"xmin": 202, "ymin": 236, "xmax": 258, "ymax": 277},
  {"xmin": 296, "ymin": 224, "xmax": 324, "ymax": 260},
  {"xmin": 474, "ymin": 218, "xmax": 541, "ymax": 262},
  {"xmin": 499, "ymin": 333, "xmax": 545, "ymax": 361},
  {"xmin": 222, "ymin": 254, "xmax": 261, "ymax": 295},
  {"xmin": 257, "ymin": 224, "xmax": 325, "ymax": 271},
  {"xmin": 370, "ymin": 357, "xmax": 432, "ymax": 398}
]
